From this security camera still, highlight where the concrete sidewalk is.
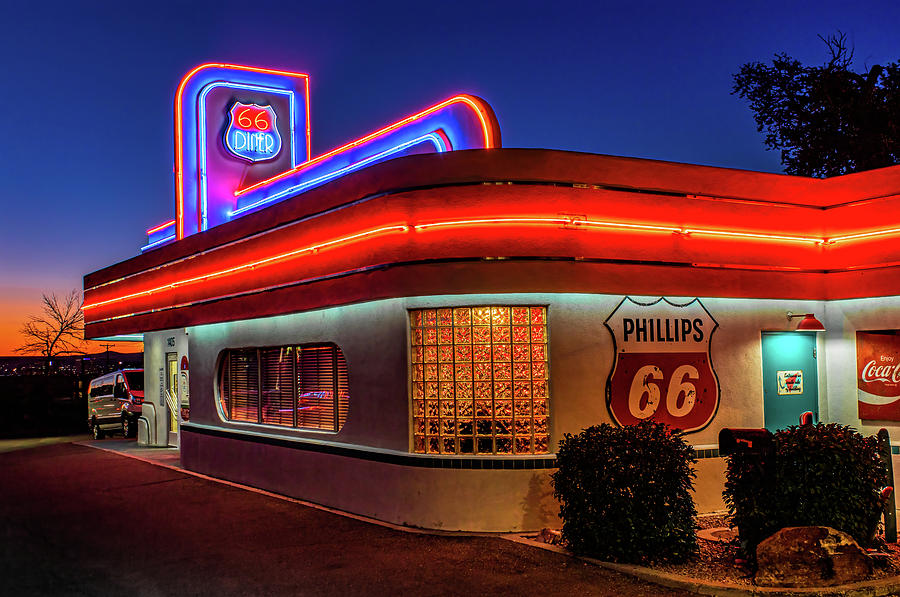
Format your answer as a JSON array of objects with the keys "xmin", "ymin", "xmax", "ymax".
[
  {"xmin": 76, "ymin": 437, "xmax": 182, "ymax": 469},
  {"xmin": 0, "ymin": 440, "xmax": 691, "ymax": 596},
  {"xmin": 0, "ymin": 433, "xmax": 91, "ymax": 453}
]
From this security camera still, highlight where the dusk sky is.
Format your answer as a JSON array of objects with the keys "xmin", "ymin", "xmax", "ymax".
[{"xmin": 1, "ymin": 0, "xmax": 897, "ymax": 355}]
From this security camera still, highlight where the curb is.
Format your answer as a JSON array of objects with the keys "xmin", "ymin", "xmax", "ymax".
[{"xmin": 502, "ymin": 535, "xmax": 900, "ymax": 597}]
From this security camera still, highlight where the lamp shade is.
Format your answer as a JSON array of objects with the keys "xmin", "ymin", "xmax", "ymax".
[{"xmin": 795, "ymin": 313, "xmax": 825, "ymax": 331}]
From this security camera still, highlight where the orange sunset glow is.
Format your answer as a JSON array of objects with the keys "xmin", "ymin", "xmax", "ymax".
[{"xmin": 0, "ymin": 287, "xmax": 141, "ymax": 356}]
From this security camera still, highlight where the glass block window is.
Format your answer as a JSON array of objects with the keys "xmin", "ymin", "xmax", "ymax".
[
  {"xmin": 219, "ymin": 343, "xmax": 349, "ymax": 432},
  {"xmin": 410, "ymin": 306, "xmax": 550, "ymax": 455}
]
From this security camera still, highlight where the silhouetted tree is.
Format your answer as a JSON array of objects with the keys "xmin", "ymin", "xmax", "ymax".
[
  {"xmin": 733, "ymin": 32, "xmax": 900, "ymax": 177},
  {"xmin": 16, "ymin": 290, "xmax": 84, "ymax": 373}
]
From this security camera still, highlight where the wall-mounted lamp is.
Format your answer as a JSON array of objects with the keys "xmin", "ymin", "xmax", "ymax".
[{"xmin": 787, "ymin": 312, "xmax": 826, "ymax": 332}]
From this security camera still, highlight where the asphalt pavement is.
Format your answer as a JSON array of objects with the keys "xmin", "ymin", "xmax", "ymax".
[{"xmin": 0, "ymin": 440, "xmax": 693, "ymax": 596}]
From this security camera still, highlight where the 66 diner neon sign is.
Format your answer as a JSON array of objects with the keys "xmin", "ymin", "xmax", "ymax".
[
  {"xmin": 605, "ymin": 297, "xmax": 720, "ymax": 433},
  {"xmin": 224, "ymin": 102, "xmax": 282, "ymax": 162}
]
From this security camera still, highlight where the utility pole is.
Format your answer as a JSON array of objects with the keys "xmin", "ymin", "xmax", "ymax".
[{"xmin": 99, "ymin": 343, "xmax": 115, "ymax": 372}]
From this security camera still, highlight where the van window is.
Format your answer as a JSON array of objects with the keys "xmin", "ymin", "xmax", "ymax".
[{"xmin": 124, "ymin": 372, "xmax": 144, "ymax": 391}]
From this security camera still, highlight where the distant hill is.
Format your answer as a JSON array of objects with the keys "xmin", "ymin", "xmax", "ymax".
[{"xmin": 0, "ymin": 351, "xmax": 143, "ymax": 376}]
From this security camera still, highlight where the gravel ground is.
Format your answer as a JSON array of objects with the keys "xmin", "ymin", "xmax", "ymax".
[
  {"xmin": 660, "ymin": 514, "xmax": 900, "ymax": 586},
  {"xmin": 539, "ymin": 513, "xmax": 900, "ymax": 587},
  {"xmin": 654, "ymin": 513, "xmax": 754, "ymax": 585}
]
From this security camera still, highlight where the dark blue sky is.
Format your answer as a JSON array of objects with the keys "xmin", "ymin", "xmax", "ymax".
[{"xmin": 0, "ymin": 0, "xmax": 897, "ymax": 351}]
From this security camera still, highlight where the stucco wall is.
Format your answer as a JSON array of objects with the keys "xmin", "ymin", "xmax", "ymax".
[
  {"xmin": 187, "ymin": 293, "xmax": 833, "ymax": 443},
  {"xmin": 181, "ymin": 431, "xmax": 556, "ymax": 532},
  {"xmin": 825, "ymin": 297, "xmax": 900, "ymax": 438},
  {"xmin": 187, "ymin": 300, "xmax": 410, "ymax": 450},
  {"xmin": 183, "ymin": 292, "xmax": 886, "ymax": 528},
  {"xmin": 824, "ymin": 297, "xmax": 900, "ymax": 515},
  {"xmin": 141, "ymin": 329, "xmax": 188, "ymax": 447}
]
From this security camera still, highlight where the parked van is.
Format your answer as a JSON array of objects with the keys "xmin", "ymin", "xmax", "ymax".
[{"xmin": 87, "ymin": 369, "xmax": 144, "ymax": 439}]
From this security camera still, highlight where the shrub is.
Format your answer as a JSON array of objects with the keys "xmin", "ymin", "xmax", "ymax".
[
  {"xmin": 724, "ymin": 423, "xmax": 888, "ymax": 556},
  {"xmin": 551, "ymin": 421, "xmax": 698, "ymax": 563}
]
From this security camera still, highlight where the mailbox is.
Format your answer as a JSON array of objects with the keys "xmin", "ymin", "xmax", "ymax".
[{"xmin": 718, "ymin": 428, "xmax": 774, "ymax": 457}]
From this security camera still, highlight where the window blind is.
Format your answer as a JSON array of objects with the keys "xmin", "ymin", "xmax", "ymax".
[
  {"xmin": 261, "ymin": 347, "xmax": 295, "ymax": 426},
  {"xmin": 219, "ymin": 343, "xmax": 348, "ymax": 432},
  {"xmin": 227, "ymin": 348, "xmax": 259, "ymax": 423}
]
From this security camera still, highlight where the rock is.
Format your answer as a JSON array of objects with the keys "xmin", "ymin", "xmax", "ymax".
[
  {"xmin": 537, "ymin": 528, "xmax": 563, "ymax": 545},
  {"xmin": 697, "ymin": 526, "xmax": 738, "ymax": 543},
  {"xmin": 755, "ymin": 526, "xmax": 872, "ymax": 587}
]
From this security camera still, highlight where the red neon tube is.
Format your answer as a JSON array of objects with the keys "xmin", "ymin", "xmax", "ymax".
[{"xmin": 234, "ymin": 95, "xmax": 497, "ymax": 197}]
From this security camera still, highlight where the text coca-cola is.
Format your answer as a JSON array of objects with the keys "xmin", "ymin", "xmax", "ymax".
[{"xmin": 861, "ymin": 358, "xmax": 900, "ymax": 384}]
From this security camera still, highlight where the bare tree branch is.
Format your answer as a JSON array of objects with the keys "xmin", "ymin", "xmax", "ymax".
[
  {"xmin": 15, "ymin": 290, "xmax": 86, "ymax": 371},
  {"xmin": 818, "ymin": 31, "xmax": 853, "ymax": 70}
]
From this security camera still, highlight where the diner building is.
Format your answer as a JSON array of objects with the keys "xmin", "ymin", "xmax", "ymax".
[{"xmin": 84, "ymin": 64, "xmax": 900, "ymax": 531}]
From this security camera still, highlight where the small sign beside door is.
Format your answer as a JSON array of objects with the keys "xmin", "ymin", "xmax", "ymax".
[{"xmin": 777, "ymin": 370, "xmax": 803, "ymax": 395}]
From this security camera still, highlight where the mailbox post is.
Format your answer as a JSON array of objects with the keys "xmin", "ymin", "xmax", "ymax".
[
  {"xmin": 718, "ymin": 427, "xmax": 774, "ymax": 552},
  {"xmin": 718, "ymin": 428, "xmax": 774, "ymax": 458}
]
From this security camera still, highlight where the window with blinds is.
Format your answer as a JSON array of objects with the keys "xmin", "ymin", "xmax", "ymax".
[
  {"xmin": 410, "ymin": 306, "xmax": 550, "ymax": 456},
  {"xmin": 219, "ymin": 343, "xmax": 348, "ymax": 432}
]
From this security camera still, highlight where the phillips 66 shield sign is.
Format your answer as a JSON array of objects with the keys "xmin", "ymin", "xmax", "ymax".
[{"xmin": 605, "ymin": 297, "xmax": 720, "ymax": 433}]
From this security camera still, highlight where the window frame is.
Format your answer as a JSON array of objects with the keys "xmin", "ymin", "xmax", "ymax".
[
  {"xmin": 408, "ymin": 305, "xmax": 551, "ymax": 456},
  {"xmin": 217, "ymin": 342, "xmax": 349, "ymax": 434}
]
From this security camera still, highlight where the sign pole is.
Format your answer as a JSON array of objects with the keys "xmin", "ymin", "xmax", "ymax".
[{"xmin": 878, "ymin": 428, "xmax": 897, "ymax": 543}]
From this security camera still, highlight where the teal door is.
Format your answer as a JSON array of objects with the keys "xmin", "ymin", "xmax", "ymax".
[{"xmin": 761, "ymin": 332, "xmax": 818, "ymax": 432}]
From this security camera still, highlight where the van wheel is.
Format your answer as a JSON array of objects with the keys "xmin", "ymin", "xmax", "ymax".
[
  {"xmin": 121, "ymin": 415, "xmax": 133, "ymax": 438},
  {"xmin": 92, "ymin": 419, "xmax": 104, "ymax": 440}
]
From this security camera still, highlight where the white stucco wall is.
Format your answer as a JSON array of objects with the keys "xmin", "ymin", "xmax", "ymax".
[
  {"xmin": 186, "ymin": 294, "xmax": 835, "ymax": 443},
  {"xmin": 182, "ymin": 292, "xmax": 883, "ymax": 528},
  {"xmin": 824, "ymin": 297, "xmax": 900, "ymax": 438},
  {"xmin": 140, "ymin": 329, "xmax": 188, "ymax": 447}
]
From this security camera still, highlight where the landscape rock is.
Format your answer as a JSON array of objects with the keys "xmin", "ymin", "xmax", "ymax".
[
  {"xmin": 755, "ymin": 526, "xmax": 872, "ymax": 587},
  {"xmin": 537, "ymin": 528, "xmax": 563, "ymax": 545}
]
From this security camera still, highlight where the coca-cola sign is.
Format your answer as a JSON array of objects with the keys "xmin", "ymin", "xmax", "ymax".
[
  {"xmin": 858, "ymin": 331, "xmax": 900, "ymax": 420},
  {"xmin": 605, "ymin": 297, "xmax": 720, "ymax": 433}
]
